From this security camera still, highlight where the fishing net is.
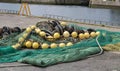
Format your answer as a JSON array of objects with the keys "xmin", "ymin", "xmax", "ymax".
[{"xmin": 0, "ymin": 21, "xmax": 119, "ymax": 67}]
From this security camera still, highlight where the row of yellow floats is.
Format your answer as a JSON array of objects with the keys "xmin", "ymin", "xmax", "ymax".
[
  {"xmin": 13, "ymin": 22, "xmax": 100, "ymax": 49},
  {"xmin": 24, "ymin": 41, "xmax": 73, "ymax": 49}
]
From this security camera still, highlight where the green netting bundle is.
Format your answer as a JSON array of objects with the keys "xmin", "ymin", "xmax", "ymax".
[
  {"xmin": 18, "ymin": 47, "xmax": 100, "ymax": 67},
  {"xmin": 0, "ymin": 37, "xmax": 101, "ymax": 65},
  {"xmin": 0, "ymin": 34, "xmax": 109, "ymax": 66},
  {"xmin": 0, "ymin": 21, "xmax": 119, "ymax": 67}
]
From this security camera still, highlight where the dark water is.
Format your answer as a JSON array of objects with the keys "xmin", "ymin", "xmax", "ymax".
[{"xmin": 0, "ymin": 3, "xmax": 120, "ymax": 26}]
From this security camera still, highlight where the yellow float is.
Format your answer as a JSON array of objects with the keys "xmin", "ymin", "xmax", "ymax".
[
  {"xmin": 12, "ymin": 43, "xmax": 21, "ymax": 49},
  {"xmin": 53, "ymin": 32, "xmax": 60, "ymax": 39},
  {"xmin": 84, "ymin": 32, "xmax": 90, "ymax": 39},
  {"xmin": 39, "ymin": 31, "xmax": 46, "ymax": 37},
  {"xmin": 90, "ymin": 32, "xmax": 96, "ymax": 38},
  {"xmin": 96, "ymin": 31, "xmax": 100, "ymax": 36},
  {"xmin": 23, "ymin": 33, "xmax": 28, "ymax": 38},
  {"xmin": 47, "ymin": 36, "xmax": 54, "ymax": 41},
  {"xmin": 79, "ymin": 33, "xmax": 85, "ymax": 40},
  {"xmin": 18, "ymin": 37, "xmax": 24, "ymax": 42},
  {"xmin": 60, "ymin": 21, "xmax": 67, "ymax": 26},
  {"xmin": 31, "ymin": 25, "xmax": 36, "ymax": 30},
  {"xmin": 63, "ymin": 31, "xmax": 70, "ymax": 38},
  {"xmin": 32, "ymin": 42, "xmax": 39, "ymax": 49},
  {"xmin": 66, "ymin": 42, "xmax": 73, "ymax": 46},
  {"xmin": 50, "ymin": 43, "xmax": 57, "ymax": 48},
  {"xmin": 25, "ymin": 41, "xmax": 32, "ymax": 48},
  {"xmin": 71, "ymin": 31, "xmax": 78, "ymax": 38},
  {"xmin": 59, "ymin": 43, "xmax": 65, "ymax": 47},
  {"xmin": 41, "ymin": 43, "xmax": 49, "ymax": 49},
  {"xmin": 26, "ymin": 27, "xmax": 32, "ymax": 33},
  {"xmin": 35, "ymin": 28, "xmax": 41, "ymax": 33}
]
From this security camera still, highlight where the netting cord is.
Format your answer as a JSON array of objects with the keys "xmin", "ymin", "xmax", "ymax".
[{"xmin": 87, "ymin": 36, "xmax": 104, "ymax": 58}]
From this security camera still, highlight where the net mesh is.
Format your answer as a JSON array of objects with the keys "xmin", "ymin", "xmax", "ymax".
[{"xmin": 0, "ymin": 22, "xmax": 119, "ymax": 66}]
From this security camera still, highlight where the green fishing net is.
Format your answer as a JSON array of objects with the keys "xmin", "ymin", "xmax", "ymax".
[{"xmin": 0, "ymin": 23, "xmax": 119, "ymax": 67}]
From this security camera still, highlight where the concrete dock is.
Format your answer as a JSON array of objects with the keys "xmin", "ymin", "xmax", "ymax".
[{"xmin": 0, "ymin": 14, "xmax": 120, "ymax": 71}]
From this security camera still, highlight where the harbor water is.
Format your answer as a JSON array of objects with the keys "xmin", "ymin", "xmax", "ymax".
[{"xmin": 0, "ymin": 3, "xmax": 120, "ymax": 26}]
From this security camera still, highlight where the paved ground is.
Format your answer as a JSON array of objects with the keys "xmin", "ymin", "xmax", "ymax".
[{"xmin": 0, "ymin": 14, "xmax": 120, "ymax": 71}]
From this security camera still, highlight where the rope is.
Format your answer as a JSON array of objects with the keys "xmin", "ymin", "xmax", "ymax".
[{"xmin": 87, "ymin": 36, "xmax": 104, "ymax": 58}]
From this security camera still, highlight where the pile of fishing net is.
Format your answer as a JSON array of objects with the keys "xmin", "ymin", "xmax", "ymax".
[{"xmin": 0, "ymin": 20, "xmax": 120, "ymax": 67}]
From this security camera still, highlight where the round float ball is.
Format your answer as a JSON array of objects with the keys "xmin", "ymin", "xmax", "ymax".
[
  {"xmin": 26, "ymin": 27, "xmax": 32, "ymax": 33},
  {"xmin": 39, "ymin": 31, "xmax": 46, "ymax": 37},
  {"xmin": 84, "ymin": 32, "xmax": 90, "ymax": 39},
  {"xmin": 66, "ymin": 42, "xmax": 73, "ymax": 46},
  {"xmin": 12, "ymin": 43, "xmax": 20, "ymax": 49},
  {"xmin": 71, "ymin": 31, "xmax": 78, "ymax": 38},
  {"xmin": 18, "ymin": 37, "xmax": 24, "ymax": 42},
  {"xmin": 35, "ymin": 28, "xmax": 41, "ymax": 33},
  {"xmin": 90, "ymin": 32, "xmax": 96, "ymax": 38},
  {"xmin": 16, "ymin": 43, "xmax": 21, "ymax": 47},
  {"xmin": 59, "ymin": 43, "xmax": 66, "ymax": 47},
  {"xmin": 53, "ymin": 32, "xmax": 60, "ymax": 39},
  {"xmin": 60, "ymin": 22, "xmax": 67, "ymax": 26},
  {"xmin": 25, "ymin": 41, "xmax": 32, "ymax": 48},
  {"xmin": 23, "ymin": 33, "xmax": 28, "ymax": 38},
  {"xmin": 31, "ymin": 25, "xmax": 36, "ymax": 30},
  {"xmin": 96, "ymin": 31, "xmax": 100, "ymax": 36},
  {"xmin": 32, "ymin": 42, "xmax": 39, "ymax": 49},
  {"xmin": 12, "ymin": 45, "xmax": 16, "ymax": 49},
  {"xmin": 41, "ymin": 43, "xmax": 49, "ymax": 49},
  {"xmin": 50, "ymin": 43, "xmax": 57, "ymax": 48},
  {"xmin": 63, "ymin": 31, "xmax": 70, "ymax": 38},
  {"xmin": 79, "ymin": 33, "xmax": 85, "ymax": 40},
  {"xmin": 47, "ymin": 36, "xmax": 54, "ymax": 41}
]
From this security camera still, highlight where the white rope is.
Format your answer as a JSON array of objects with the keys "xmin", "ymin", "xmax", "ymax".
[
  {"xmin": 96, "ymin": 36, "xmax": 104, "ymax": 55},
  {"xmin": 87, "ymin": 36, "xmax": 104, "ymax": 58}
]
